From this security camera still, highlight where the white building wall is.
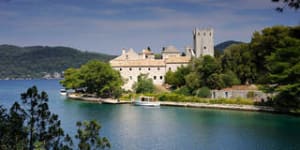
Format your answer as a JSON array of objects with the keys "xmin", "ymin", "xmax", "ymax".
[
  {"xmin": 166, "ymin": 63, "xmax": 188, "ymax": 72},
  {"xmin": 114, "ymin": 66, "xmax": 166, "ymax": 91},
  {"xmin": 162, "ymin": 53, "xmax": 180, "ymax": 59}
]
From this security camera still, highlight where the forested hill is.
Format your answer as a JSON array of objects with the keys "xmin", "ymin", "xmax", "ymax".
[
  {"xmin": 0, "ymin": 45, "xmax": 116, "ymax": 79},
  {"xmin": 214, "ymin": 40, "xmax": 244, "ymax": 53}
]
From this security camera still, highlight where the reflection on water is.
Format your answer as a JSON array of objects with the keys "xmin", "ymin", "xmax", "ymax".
[{"xmin": 1, "ymin": 80, "xmax": 300, "ymax": 150}]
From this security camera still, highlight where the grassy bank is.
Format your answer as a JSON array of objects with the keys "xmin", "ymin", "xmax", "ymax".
[
  {"xmin": 157, "ymin": 93, "xmax": 254, "ymax": 105},
  {"xmin": 120, "ymin": 92, "xmax": 255, "ymax": 105}
]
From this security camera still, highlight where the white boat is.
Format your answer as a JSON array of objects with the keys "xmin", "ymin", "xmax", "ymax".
[
  {"xmin": 60, "ymin": 89, "xmax": 67, "ymax": 96},
  {"xmin": 133, "ymin": 96, "xmax": 160, "ymax": 107}
]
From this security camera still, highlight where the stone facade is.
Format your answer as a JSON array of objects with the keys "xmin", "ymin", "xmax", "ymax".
[
  {"xmin": 193, "ymin": 28, "xmax": 214, "ymax": 57},
  {"xmin": 110, "ymin": 28, "xmax": 214, "ymax": 91},
  {"xmin": 110, "ymin": 47, "xmax": 189, "ymax": 90}
]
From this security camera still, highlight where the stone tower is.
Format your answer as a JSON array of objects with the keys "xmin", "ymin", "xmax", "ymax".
[{"xmin": 193, "ymin": 28, "xmax": 214, "ymax": 57}]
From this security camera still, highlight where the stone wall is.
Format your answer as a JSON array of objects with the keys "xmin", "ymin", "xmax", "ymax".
[{"xmin": 211, "ymin": 90, "xmax": 268, "ymax": 102}]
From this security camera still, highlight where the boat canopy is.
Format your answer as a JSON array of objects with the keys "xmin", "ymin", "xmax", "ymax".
[{"xmin": 140, "ymin": 96, "xmax": 156, "ymax": 102}]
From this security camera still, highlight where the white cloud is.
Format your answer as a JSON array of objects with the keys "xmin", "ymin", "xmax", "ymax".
[{"xmin": 0, "ymin": 0, "xmax": 297, "ymax": 54}]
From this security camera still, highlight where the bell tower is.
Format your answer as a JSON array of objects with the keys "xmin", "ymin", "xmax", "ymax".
[{"xmin": 193, "ymin": 28, "xmax": 214, "ymax": 57}]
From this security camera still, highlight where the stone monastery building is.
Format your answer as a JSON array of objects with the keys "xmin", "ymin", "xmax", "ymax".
[{"xmin": 110, "ymin": 28, "xmax": 214, "ymax": 90}]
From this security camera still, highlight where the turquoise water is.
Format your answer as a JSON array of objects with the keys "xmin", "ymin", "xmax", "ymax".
[{"xmin": 1, "ymin": 80, "xmax": 300, "ymax": 150}]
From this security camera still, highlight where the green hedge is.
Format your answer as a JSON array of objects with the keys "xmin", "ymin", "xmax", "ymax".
[
  {"xmin": 121, "ymin": 92, "xmax": 255, "ymax": 105},
  {"xmin": 156, "ymin": 93, "xmax": 254, "ymax": 105}
]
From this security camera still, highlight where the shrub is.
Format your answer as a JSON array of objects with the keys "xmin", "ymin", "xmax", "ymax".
[
  {"xmin": 174, "ymin": 86, "xmax": 191, "ymax": 96},
  {"xmin": 247, "ymin": 91, "xmax": 255, "ymax": 98},
  {"xmin": 195, "ymin": 87, "xmax": 211, "ymax": 98},
  {"xmin": 133, "ymin": 74, "xmax": 155, "ymax": 94}
]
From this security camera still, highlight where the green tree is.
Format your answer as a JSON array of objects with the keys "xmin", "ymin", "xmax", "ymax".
[
  {"xmin": 60, "ymin": 68, "xmax": 84, "ymax": 90},
  {"xmin": 221, "ymin": 44, "xmax": 256, "ymax": 84},
  {"xmin": 221, "ymin": 71, "xmax": 241, "ymax": 87},
  {"xmin": 206, "ymin": 73, "xmax": 225, "ymax": 90},
  {"xmin": 0, "ymin": 104, "xmax": 27, "ymax": 149},
  {"xmin": 272, "ymin": 0, "xmax": 300, "ymax": 12},
  {"xmin": 174, "ymin": 86, "xmax": 192, "ymax": 96},
  {"xmin": 249, "ymin": 26, "xmax": 293, "ymax": 83},
  {"xmin": 266, "ymin": 43, "xmax": 300, "ymax": 108},
  {"xmin": 7, "ymin": 102, "xmax": 27, "ymax": 149},
  {"xmin": 190, "ymin": 56, "xmax": 224, "ymax": 89},
  {"xmin": 0, "ymin": 103, "xmax": 28, "ymax": 150},
  {"xmin": 20, "ymin": 86, "xmax": 69, "ymax": 150},
  {"xmin": 185, "ymin": 72, "xmax": 201, "ymax": 91},
  {"xmin": 154, "ymin": 54, "xmax": 162, "ymax": 59},
  {"xmin": 61, "ymin": 60, "xmax": 123, "ymax": 98},
  {"xmin": 165, "ymin": 66, "xmax": 190, "ymax": 88},
  {"xmin": 164, "ymin": 70, "xmax": 175, "ymax": 86},
  {"xmin": 133, "ymin": 74, "xmax": 155, "ymax": 93},
  {"xmin": 195, "ymin": 87, "xmax": 211, "ymax": 98},
  {"xmin": 0, "ymin": 86, "xmax": 110, "ymax": 149},
  {"xmin": 76, "ymin": 120, "xmax": 111, "ymax": 150}
]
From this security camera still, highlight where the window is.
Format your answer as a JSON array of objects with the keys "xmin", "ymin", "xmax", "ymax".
[
  {"xmin": 139, "ymin": 68, "xmax": 141, "ymax": 71},
  {"xmin": 225, "ymin": 92, "xmax": 228, "ymax": 98},
  {"xmin": 120, "ymin": 68, "xmax": 122, "ymax": 71},
  {"xmin": 198, "ymin": 32, "xmax": 200, "ymax": 36},
  {"xmin": 129, "ymin": 76, "xmax": 132, "ymax": 80},
  {"xmin": 210, "ymin": 32, "xmax": 212, "ymax": 36},
  {"xmin": 168, "ymin": 67, "xmax": 171, "ymax": 71},
  {"xmin": 148, "ymin": 68, "xmax": 151, "ymax": 71},
  {"xmin": 129, "ymin": 68, "xmax": 132, "ymax": 71},
  {"xmin": 160, "ymin": 76, "xmax": 163, "ymax": 80},
  {"xmin": 154, "ymin": 76, "xmax": 157, "ymax": 80},
  {"xmin": 204, "ymin": 32, "xmax": 206, "ymax": 36},
  {"xmin": 157, "ymin": 67, "xmax": 160, "ymax": 70},
  {"xmin": 203, "ymin": 46, "xmax": 207, "ymax": 49},
  {"xmin": 126, "ymin": 55, "xmax": 128, "ymax": 59}
]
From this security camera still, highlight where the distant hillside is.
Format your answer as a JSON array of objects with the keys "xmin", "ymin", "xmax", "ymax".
[
  {"xmin": 214, "ymin": 40, "xmax": 244, "ymax": 53},
  {"xmin": 0, "ymin": 45, "xmax": 115, "ymax": 79}
]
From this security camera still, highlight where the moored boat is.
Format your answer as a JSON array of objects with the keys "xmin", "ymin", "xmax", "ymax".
[
  {"xmin": 133, "ymin": 96, "xmax": 160, "ymax": 107},
  {"xmin": 60, "ymin": 89, "xmax": 67, "ymax": 96}
]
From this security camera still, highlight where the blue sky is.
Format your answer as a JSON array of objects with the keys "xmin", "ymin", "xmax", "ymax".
[{"xmin": 0, "ymin": 0, "xmax": 299, "ymax": 55}]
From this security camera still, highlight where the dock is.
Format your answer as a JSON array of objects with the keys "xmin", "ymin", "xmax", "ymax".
[{"xmin": 67, "ymin": 93, "xmax": 131, "ymax": 104}]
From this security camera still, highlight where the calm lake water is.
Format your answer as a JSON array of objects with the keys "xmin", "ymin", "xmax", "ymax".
[{"xmin": 1, "ymin": 80, "xmax": 300, "ymax": 150}]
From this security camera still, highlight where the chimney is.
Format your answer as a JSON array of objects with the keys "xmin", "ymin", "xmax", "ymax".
[{"xmin": 122, "ymin": 48, "xmax": 126, "ymax": 55}]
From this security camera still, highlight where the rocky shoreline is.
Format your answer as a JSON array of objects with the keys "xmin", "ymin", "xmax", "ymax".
[{"xmin": 159, "ymin": 101, "xmax": 276, "ymax": 113}]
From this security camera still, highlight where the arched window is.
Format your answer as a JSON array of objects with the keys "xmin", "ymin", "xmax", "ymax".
[{"xmin": 154, "ymin": 76, "xmax": 157, "ymax": 80}]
